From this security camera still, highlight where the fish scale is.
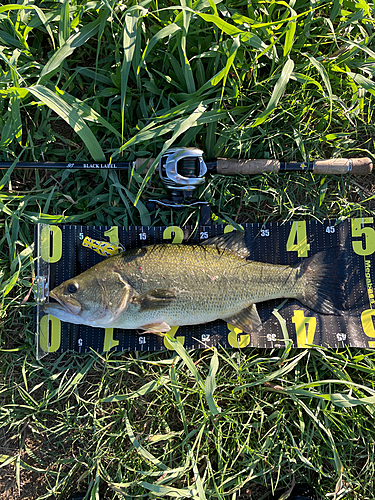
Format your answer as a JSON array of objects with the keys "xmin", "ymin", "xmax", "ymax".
[{"xmin": 116, "ymin": 245, "xmax": 293, "ymax": 316}]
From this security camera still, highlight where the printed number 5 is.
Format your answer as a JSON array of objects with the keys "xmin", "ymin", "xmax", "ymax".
[{"xmin": 351, "ymin": 218, "xmax": 375, "ymax": 256}]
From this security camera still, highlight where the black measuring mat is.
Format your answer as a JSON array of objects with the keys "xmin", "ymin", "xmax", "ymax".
[{"xmin": 34, "ymin": 219, "xmax": 375, "ymax": 358}]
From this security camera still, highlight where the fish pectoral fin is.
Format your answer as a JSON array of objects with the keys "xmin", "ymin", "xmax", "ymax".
[
  {"xmin": 132, "ymin": 289, "xmax": 176, "ymax": 311},
  {"xmin": 224, "ymin": 303, "xmax": 262, "ymax": 333},
  {"xmin": 139, "ymin": 322, "xmax": 171, "ymax": 336}
]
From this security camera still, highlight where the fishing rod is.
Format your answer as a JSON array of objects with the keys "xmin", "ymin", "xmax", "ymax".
[
  {"xmin": 1, "ymin": 148, "xmax": 372, "ymax": 208},
  {"xmin": 0, "ymin": 149, "xmax": 372, "ymax": 175}
]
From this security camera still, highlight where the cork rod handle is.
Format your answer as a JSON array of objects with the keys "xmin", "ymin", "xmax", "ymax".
[
  {"xmin": 314, "ymin": 158, "xmax": 372, "ymax": 175},
  {"xmin": 216, "ymin": 158, "xmax": 280, "ymax": 175},
  {"xmin": 135, "ymin": 157, "xmax": 373, "ymax": 175}
]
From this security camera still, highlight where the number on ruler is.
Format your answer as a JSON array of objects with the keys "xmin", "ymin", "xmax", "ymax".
[
  {"xmin": 351, "ymin": 218, "xmax": 375, "ymax": 256},
  {"xmin": 336, "ymin": 333, "xmax": 347, "ymax": 342},
  {"xmin": 227, "ymin": 324, "xmax": 251, "ymax": 348},
  {"xmin": 163, "ymin": 226, "xmax": 184, "ymax": 244},
  {"xmin": 286, "ymin": 221, "xmax": 310, "ymax": 257},
  {"xmin": 39, "ymin": 314, "xmax": 61, "ymax": 352},
  {"xmin": 104, "ymin": 226, "xmax": 120, "ymax": 244},
  {"xmin": 292, "ymin": 310, "xmax": 316, "ymax": 347},
  {"xmin": 163, "ymin": 326, "xmax": 185, "ymax": 349},
  {"xmin": 361, "ymin": 309, "xmax": 375, "ymax": 337},
  {"xmin": 40, "ymin": 225, "xmax": 62, "ymax": 263}
]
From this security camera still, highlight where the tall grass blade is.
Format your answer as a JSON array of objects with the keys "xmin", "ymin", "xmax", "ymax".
[
  {"xmin": 137, "ymin": 481, "xmax": 197, "ymax": 497},
  {"xmin": 234, "ymin": 350, "xmax": 308, "ymax": 390},
  {"xmin": 137, "ymin": 24, "xmax": 181, "ymax": 82},
  {"xmin": 304, "ymin": 53, "xmax": 333, "ymax": 123},
  {"xmin": 253, "ymin": 58, "xmax": 294, "ymax": 126},
  {"xmin": 204, "ymin": 348, "xmax": 221, "ymax": 415},
  {"xmin": 54, "ymin": 87, "xmax": 122, "ymax": 138},
  {"xmin": 189, "ymin": 447, "xmax": 207, "ymax": 500},
  {"xmin": 284, "ymin": 14, "xmax": 297, "ymax": 56},
  {"xmin": 125, "ymin": 414, "xmax": 169, "ymax": 471},
  {"xmin": 134, "ymin": 103, "xmax": 207, "ymax": 205},
  {"xmin": 10, "ymin": 96, "xmax": 22, "ymax": 146},
  {"xmin": 166, "ymin": 336, "xmax": 205, "ymax": 391},
  {"xmin": 0, "ymin": 153, "xmax": 22, "ymax": 190},
  {"xmin": 38, "ymin": 16, "xmax": 103, "ymax": 82},
  {"xmin": 217, "ymin": 35, "xmax": 240, "ymax": 102},
  {"xmin": 121, "ymin": 13, "xmax": 138, "ymax": 140},
  {"xmin": 101, "ymin": 376, "xmax": 170, "ymax": 402},
  {"xmin": 179, "ymin": 0, "xmax": 196, "ymax": 94},
  {"xmin": 59, "ymin": 0, "xmax": 71, "ymax": 47},
  {"xmin": 27, "ymin": 85, "xmax": 106, "ymax": 161},
  {"xmin": 170, "ymin": 363, "xmax": 188, "ymax": 435},
  {"xmin": 347, "ymin": 71, "xmax": 375, "ymax": 96}
]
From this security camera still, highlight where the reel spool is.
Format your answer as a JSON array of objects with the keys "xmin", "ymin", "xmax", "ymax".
[{"xmin": 158, "ymin": 148, "xmax": 207, "ymax": 202}]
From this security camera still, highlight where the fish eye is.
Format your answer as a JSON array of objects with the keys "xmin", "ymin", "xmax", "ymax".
[{"xmin": 68, "ymin": 283, "xmax": 78, "ymax": 293}]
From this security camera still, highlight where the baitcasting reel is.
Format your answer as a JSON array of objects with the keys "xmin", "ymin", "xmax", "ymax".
[
  {"xmin": 147, "ymin": 147, "xmax": 211, "ymax": 223},
  {"xmin": 158, "ymin": 147, "xmax": 207, "ymax": 203}
]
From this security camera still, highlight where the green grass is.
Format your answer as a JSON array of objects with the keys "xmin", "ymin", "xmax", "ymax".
[{"xmin": 1, "ymin": 0, "xmax": 375, "ymax": 498}]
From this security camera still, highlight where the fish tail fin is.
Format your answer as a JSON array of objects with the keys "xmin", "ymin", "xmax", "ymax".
[{"xmin": 296, "ymin": 247, "xmax": 347, "ymax": 315}]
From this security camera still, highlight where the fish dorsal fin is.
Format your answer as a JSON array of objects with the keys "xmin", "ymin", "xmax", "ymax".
[
  {"xmin": 132, "ymin": 288, "xmax": 176, "ymax": 311},
  {"xmin": 224, "ymin": 303, "xmax": 262, "ymax": 333},
  {"xmin": 202, "ymin": 231, "xmax": 250, "ymax": 259}
]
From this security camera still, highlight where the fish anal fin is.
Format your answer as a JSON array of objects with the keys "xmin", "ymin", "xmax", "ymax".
[
  {"xmin": 224, "ymin": 303, "xmax": 262, "ymax": 333},
  {"xmin": 132, "ymin": 289, "xmax": 176, "ymax": 311},
  {"xmin": 139, "ymin": 322, "xmax": 171, "ymax": 336}
]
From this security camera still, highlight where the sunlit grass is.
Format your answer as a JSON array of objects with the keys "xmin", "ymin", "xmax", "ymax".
[{"xmin": 1, "ymin": 0, "xmax": 375, "ymax": 498}]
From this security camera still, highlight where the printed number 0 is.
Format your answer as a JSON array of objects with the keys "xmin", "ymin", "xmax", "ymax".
[
  {"xmin": 39, "ymin": 315, "xmax": 61, "ymax": 352},
  {"xmin": 40, "ymin": 225, "xmax": 62, "ymax": 263}
]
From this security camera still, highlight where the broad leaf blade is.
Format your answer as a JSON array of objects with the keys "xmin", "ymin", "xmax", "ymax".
[{"xmin": 27, "ymin": 85, "xmax": 106, "ymax": 161}]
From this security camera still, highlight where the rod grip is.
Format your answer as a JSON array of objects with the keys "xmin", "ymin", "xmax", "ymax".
[
  {"xmin": 314, "ymin": 157, "xmax": 373, "ymax": 175},
  {"xmin": 216, "ymin": 158, "xmax": 280, "ymax": 175}
]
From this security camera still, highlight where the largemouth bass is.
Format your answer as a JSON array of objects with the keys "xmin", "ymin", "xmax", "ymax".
[{"xmin": 43, "ymin": 232, "xmax": 347, "ymax": 343}]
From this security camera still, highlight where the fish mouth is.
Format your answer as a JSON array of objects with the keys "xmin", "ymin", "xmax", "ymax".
[{"xmin": 49, "ymin": 290, "xmax": 82, "ymax": 315}]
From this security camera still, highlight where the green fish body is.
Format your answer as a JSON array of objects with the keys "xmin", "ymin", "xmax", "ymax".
[{"xmin": 44, "ymin": 232, "xmax": 346, "ymax": 343}]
